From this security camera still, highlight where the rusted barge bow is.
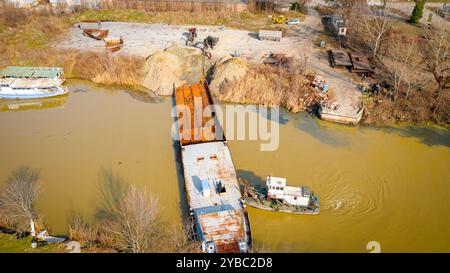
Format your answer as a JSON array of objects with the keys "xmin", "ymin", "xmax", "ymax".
[{"xmin": 175, "ymin": 83, "xmax": 252, "ymax": 253}]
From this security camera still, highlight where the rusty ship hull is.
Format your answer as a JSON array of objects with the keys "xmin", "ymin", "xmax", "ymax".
[{"xmin": 174, "ymin": 83, "xmax": 252, "ymax": 253}]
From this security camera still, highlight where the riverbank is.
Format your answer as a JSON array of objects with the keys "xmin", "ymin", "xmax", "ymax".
[
  {"xmin": 0, "ymin": 233, "xmax": 67, "ymax": 253},
  {"xmin": 0, "ymin": 7, "xmax": 447, "ymax": 126}
]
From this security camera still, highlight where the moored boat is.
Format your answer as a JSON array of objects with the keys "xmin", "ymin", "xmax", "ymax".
[
  {"xmin": 82, "ymin": 29, "xmax": 109, "ymax": 40},
  {"xmin": 175, "ymin": 83, "xmax": 252, "ymax": 253},
  {"xmin": 243, "ymin": 176, "xmax": 320, "ymax": 215},
  {"xmin": 0, "ymin": 67, "xmax": 68, "ymax": 100}
]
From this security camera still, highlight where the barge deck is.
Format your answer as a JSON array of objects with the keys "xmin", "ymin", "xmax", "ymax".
[{"xmin": 175, "ymin": 83, "xmax": 251, "ymax": 253}]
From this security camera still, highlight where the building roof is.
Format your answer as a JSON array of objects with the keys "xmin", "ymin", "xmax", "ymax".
[
  {"xmin": 0, "ymin": 67, "xmax": 64, "ymax": 79},
  {"xmin": 349, "ymin": 52, "xmax": 375, "ymax": 73},
  {"xmin": 0, "ymin": 78, "xmax": 63, "ymax": 88},
  {"xmin": 330, "ymin": 49, "xmax": 352, "ymax": 67}
]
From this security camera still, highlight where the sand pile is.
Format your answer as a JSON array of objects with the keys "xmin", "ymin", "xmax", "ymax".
[
  {"xmin": 141, "ymin": 49, "xmax": 182, "ymax": 95},
  {"xmin": 208, "ymin": 57, "xmax": 248, "ymax": 97},
  {"xmin": 141, "ymin": 44, "xmax": 216, "ymax": 95}
]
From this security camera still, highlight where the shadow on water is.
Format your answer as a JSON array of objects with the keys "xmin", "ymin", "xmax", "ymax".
[
  {"xmin": 285, "ymin": 110, "xmax": 352, "ymax": 147},
  {"xmin": 380, "ymin": 126, "xmax": 450, "ymax": 148},
  {"xmin": 124, "ymin": 89, "xmax": 162, "ymax": 104},
  {"xmin": 237, "ymin": 169, "xmax": 266, "ymax": 190},
  {"xmin": 67, "ymin": 79, "xmax": 162, "ymax": 104},
  {"xmin": 171, "ymin": 95, "xmax": 190, "ymax": 221},
  {"xmin": 285, "ymin": 107, "xmax": 449, "ymax": 148},
  {"xmin": 94, "ymin": 167, "xmax": 129, "ymax": 222}
]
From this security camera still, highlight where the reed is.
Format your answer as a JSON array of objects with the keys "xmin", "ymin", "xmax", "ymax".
[{"xmin": 213, "ymin": 64, "xmax": 327, "ymax": 113}]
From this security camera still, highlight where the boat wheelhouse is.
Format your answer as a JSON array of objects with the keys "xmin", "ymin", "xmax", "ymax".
[
  {"xmin": 243, "ymin": 176, "xmax": 320, "ymax": 215},
  {"xmin": 0, "ymin": 67, "xmax": 68, "ymax": 99}
]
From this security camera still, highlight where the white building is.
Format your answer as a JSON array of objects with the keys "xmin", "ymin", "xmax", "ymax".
[
  {"xmin": 49, "ymin": 0, "xmax": 101, "ymax": 9},
  {"xmin": 6, "ymin": 0, "xmax": 38, "ymax": 8},
  {"xmin": 266, "ymin": 176, "xmax": 311, "ymax": 207}
]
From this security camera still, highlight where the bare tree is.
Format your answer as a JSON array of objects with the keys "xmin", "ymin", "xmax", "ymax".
[
  {"xmin": 298, "ymin": 41, "xmax": 312, "ymax": 75},
  {"xmin": 0, "ymin": 166, "xmax": 41, "ymax": 237},
  {"xmin": 337, "ymin": 0, "xmax": 367, "ymax": 23},
  {"xmin": 68, "ymin": 210, "xmax": 99, "ymax": 249},
  {"xmin": 94, "ymin": 169, "xmax": 163, "ymax": 253},
  {"xmin": 422, "ymin": 25, "xmax": 450, "ymax": 93},
  {"xmin": 359, "ymin": 6, "xmax": 397, "ymax": 59},
  {"xmin": 381, "ymin": 35, "xmax": 418, "ymax": 100},
  {"xmin": 104, "ymin": 185, "xmax": 162, "ymax": 253},
  {"xmin": 164, "ymin": 219, "xmax": 202, "ymax": 253}
]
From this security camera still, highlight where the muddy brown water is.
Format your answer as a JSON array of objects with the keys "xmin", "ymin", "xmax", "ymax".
[{"xmin": 0, "ymin": 80, "xmax": 449, "ymax": 252}]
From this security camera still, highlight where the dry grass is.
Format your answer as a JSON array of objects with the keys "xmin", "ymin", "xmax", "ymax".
[
  {"xmin": 211, "ymin": 63, "xmax": 327, "ymax": 113},
  {"xmin": 72, "ymin": 9, "xmax": 304, "ymax": 32},
  {"xmin": 0, "ymin": 2, "xmax": 303, "ymax": 88},
  {"xmin": 363, "ymin": 91, "xmax": 450, "ymax": 125}
]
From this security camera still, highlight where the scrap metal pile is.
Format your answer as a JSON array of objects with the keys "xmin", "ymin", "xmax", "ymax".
[{"xmin": 185, "ymin": 27, "xmax": 219, "ymax": 59}]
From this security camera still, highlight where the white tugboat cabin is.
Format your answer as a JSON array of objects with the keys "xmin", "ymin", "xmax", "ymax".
[{"xmin": 266, "ymin": 176, "xmax": 311, "ymax": 207}]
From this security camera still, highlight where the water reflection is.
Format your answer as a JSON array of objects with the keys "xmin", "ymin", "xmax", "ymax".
[
  {"xmin": 0, "ymin": 95, "xmax": 68, "ymax": 112},
  {"xmin": 288, "ymin": 111, "xmax": 353, "ymax": 147},
  {"xmin": 382, "ymin": 126, "xmax": 450, "ymax": 148}
]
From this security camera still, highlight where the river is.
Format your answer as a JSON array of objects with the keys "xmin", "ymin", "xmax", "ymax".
[{"xmin": 0, "ymin": 81, "xmax": 449, "ymax": 252}]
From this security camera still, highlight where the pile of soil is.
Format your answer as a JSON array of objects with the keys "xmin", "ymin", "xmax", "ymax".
[
  {"xmin": 141, "ymin": 49, "xmax": 183, "ymax": 96},
  {"xmin": 208, "ymin": 57, "xmax": 248, "ymax": 97},
  {"xmin": 141, "ymin": 44, "xmax": 217, "ymax": 95}
]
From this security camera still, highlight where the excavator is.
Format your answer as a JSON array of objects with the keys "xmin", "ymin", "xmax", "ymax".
[{"xmin": 272, "ymin": 15, "xmax": 287, "ymax": 24}]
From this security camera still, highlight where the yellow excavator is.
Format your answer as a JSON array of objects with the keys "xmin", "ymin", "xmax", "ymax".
[{"xmin": 272, "ymin": 15, "xmax": 287, "ymax": 24}]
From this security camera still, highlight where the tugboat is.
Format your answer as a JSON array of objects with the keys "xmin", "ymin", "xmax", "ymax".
[{"xmin": 243, "ymin": 176, "xmax": 320, "ymax": 215}]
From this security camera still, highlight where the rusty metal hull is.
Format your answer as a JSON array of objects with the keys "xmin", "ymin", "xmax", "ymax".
[
  {"xmin": 82, "ymin": 29, "xmax": 109, "ymax": 40},
  {"xmin": 175, "ymin": 83, "xmax": 252, "ymax": 253}
]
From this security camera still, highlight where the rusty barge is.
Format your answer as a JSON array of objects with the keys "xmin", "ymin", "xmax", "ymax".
[{"xmin": 175, "ymin": 83, "xmax": 252, "ymax": 253}]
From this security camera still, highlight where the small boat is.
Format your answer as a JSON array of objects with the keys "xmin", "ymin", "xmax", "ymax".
[
  {"xmin": 243, "ymin": 176, "xmax": 320, "ymax": 215},
  {"xmin": 82, "ymin": 29, "xmax": 109, "ymax": 40},
  {"xmin": 104, "ymin": 37, "xmax": 124, "ymax": 52},
  {"xmin": 0, "ymin": 67, "xmax": 68, "ymax": 100}
]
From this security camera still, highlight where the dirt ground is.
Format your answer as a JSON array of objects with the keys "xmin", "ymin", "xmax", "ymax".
[
  {"xmin": 56, "ymin": 22, "xmax": 304, "ymax": 62},
  {"xmin": 55, "ymin": 3, "xmax": 362, "ymax": 118}
]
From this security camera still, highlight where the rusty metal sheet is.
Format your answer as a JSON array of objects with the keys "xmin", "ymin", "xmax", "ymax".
[
  {"xmin": 82, "ymin": 29, "xmax": 109, "ymax": 40},
  {"xmin": 197, "ymin": 209, "xmax": 245, "ymax": 253},
  {"xmin": 175, "ymin": 83, "xmax": 220, "ymax": 146},
  {"xmin": 349, "ymin": 52, "xmax": 375, "ymax": 74}
]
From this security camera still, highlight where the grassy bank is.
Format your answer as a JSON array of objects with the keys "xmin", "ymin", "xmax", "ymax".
[{"xmin": 0, "ymin": 233, "xmax": 66, "ymax": 253}]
